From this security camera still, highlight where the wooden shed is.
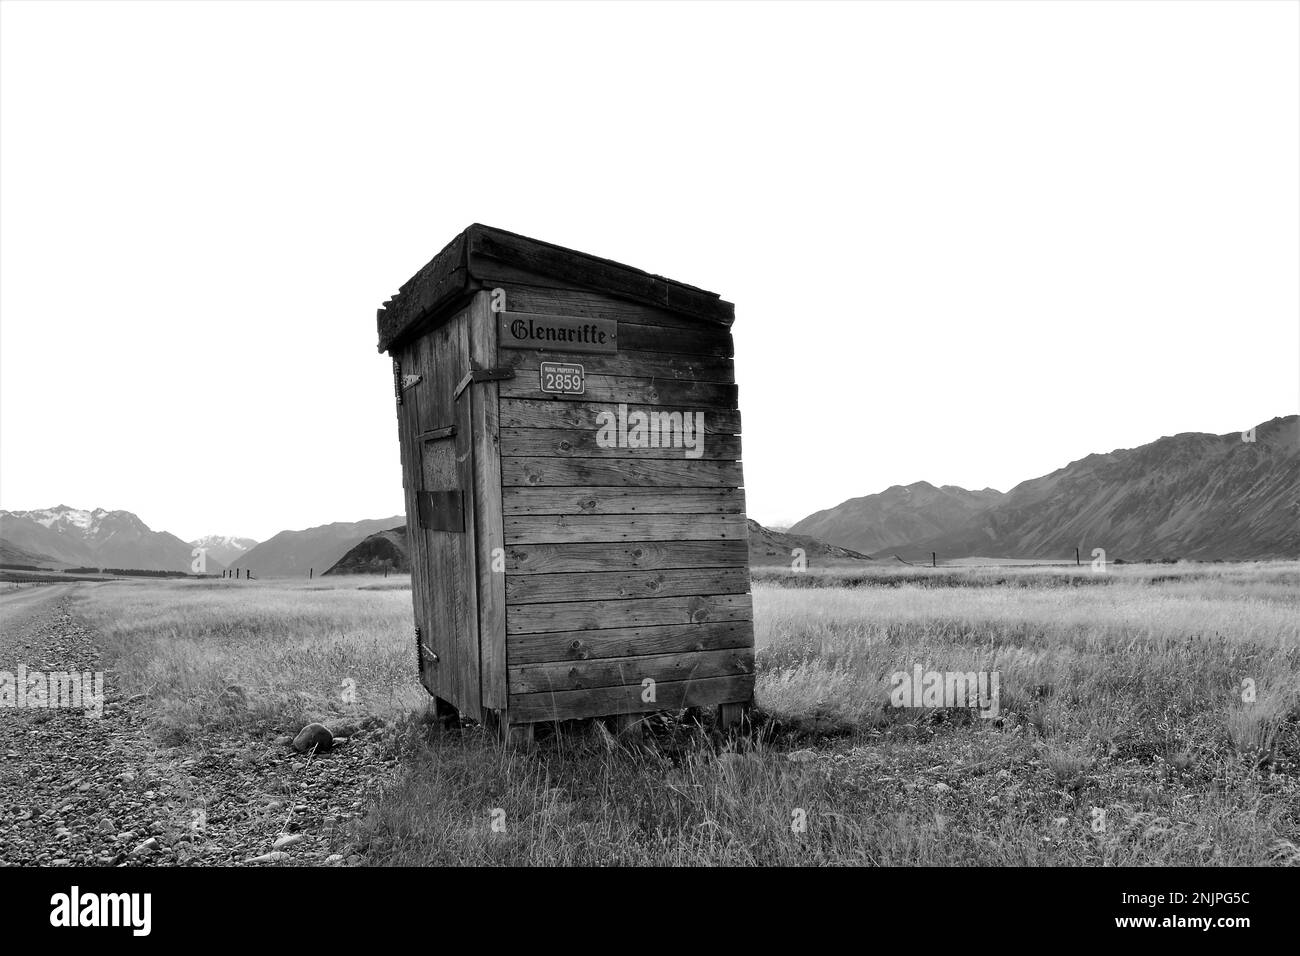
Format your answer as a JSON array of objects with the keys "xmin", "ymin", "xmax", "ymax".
[{"xmin": 376, "ymin": 225, "xmax": 754, "ymax": 744}]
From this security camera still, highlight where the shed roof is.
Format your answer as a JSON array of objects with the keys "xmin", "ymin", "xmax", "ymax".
[{"xmin": 376, "ymin": 224, "xmax": 734, "ymax": 353}]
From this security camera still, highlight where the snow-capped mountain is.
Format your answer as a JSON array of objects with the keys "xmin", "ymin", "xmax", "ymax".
[
  {"xmin": 0, "ymin": 505, "xmax": 225, "ymax": 572},
  {"xmin": 189, "ymin": 534, "xmax": 258, "ymax": 566}
]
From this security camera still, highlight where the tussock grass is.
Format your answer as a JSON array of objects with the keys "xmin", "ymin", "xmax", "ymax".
[
  {"xmin": 72, "ymin": 563, "xmax": 1300, "ymax": 865},
  {"xmin": 75, "ymin": 577, "xmax": 422, "ymax": 745}
]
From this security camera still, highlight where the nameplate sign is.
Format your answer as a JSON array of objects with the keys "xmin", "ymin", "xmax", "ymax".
[{"xmin": 498, "ymin": 312, "xmax": 618, "ymax": 354}]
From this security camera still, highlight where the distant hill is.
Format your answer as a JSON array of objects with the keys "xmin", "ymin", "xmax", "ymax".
[
  {"xmin": 0, "ymin": 538, "xmax": 59, "ymax": 567},
  {"xmin": 793, "ymin": 416, "xmax": 1300, "ymax": 562},
  {"xmin": 189, "ymin": 534, "xmax": 258, "ymax": 567},
  {"xmin": 325, "ymin": 518, "xmax": 871, "ymax": 575},
  {"xmin": 790, "ymin": 482, "xmax": 1003, "ymax": 555},
  {"xmin": 324, "ymin": 525, "xmax": 409, "ymax": 574},
  {"xmin": 895, "ymin": 416, "xmax": 1299, "ymax": 561},
  {"xmin": 236, "ymin": 516, "xmax": 404, "ymax": 577},
  {"xmin": 0, "ymin": 505, "xmax": 223, "ymax": 573},
  {"xmin": 746, "ymin": 519, "xmax": 873, "ymax": 566}
]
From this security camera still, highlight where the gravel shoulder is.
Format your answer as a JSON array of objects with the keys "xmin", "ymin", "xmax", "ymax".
[{"xmin": 0, "ymin": 585, "xmax": 401, "ymax": 867}]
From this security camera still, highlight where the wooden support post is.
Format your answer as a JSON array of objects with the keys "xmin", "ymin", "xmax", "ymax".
[
  {"xmin": 718, "ymin": 702, "xmax": 748, "ymax": 731},
  {"xmin": 505, "ymin": 721, "xmax": 534, "ymax": 749},
  {"xmin": 931, "ymin": 552, "xmax": 936, "ymax": 568},
  {"xmin": 309, "ymin": 567, "xmax": 313, "ymax": 579},
  {"xmin": 614, "ymin": 712, "xmax": 641, "ymax": 739},
  {"xmin": 1076, "ymin": 547, "xmax": 1081, "ymax": 566},
  {"xmin": 433, "ymin": 695, "xmax": 460, "ymax": 729}
]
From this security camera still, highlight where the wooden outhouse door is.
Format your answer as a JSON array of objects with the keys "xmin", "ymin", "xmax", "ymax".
[{"xmin": 396, "ymin": 308, "xmax": 482, "ymax": 718}]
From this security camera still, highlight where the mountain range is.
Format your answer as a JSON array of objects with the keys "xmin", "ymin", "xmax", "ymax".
[
  {"xmin": 792, "ymin": 415, "xmax": 1299, "ymax": 561},
  {"xmin": 189, "ymin": 534, "xmax": 258, "ymax": 567},
  {"xmin": 0, "ymin": 506, "xmax": 235, "ymax": 573},
  {"xmin": 4, "ymin": 415, "xmax": 1294, "ymax": 576},
  {"xmin": 324, "ymin": 518, "xmax": 872, "ymax": 575}
]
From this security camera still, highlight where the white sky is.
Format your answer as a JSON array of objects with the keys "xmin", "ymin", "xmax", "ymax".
[{"xmin": 1, "ymin": 0, "xmax": 1296, "ymax": 541}]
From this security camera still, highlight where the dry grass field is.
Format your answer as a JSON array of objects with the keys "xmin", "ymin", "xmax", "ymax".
[{"xmin": 67, "ymin": 561, "xmax": 1300, "ymax": 866}]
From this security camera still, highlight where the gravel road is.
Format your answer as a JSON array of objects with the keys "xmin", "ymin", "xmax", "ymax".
[{"xmin": 0, "ymin": 584, "xmax": 401, "ymax": 867}]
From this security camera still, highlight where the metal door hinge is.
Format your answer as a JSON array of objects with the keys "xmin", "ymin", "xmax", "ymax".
[{"xmin": 393, "ymin": 360, "xmax": 422, "ymax": 405}]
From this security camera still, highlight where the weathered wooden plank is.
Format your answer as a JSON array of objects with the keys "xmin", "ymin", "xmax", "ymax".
[
  {"xmin": 508, "ymin": 674, "xmax": 754, "ymax": 722},
  {"xmin": 500, "ymin": 371, "xmax": 737, "ymax": 406},
  {"xmin": 451, "ymin": 312, "xmax": 482, "ymax": 719},
  {"xmin": 505, "ymin": 539, "xmax": 749, "ymax": 574},
  {"xmin": 467, "ymin": 229, "xmax": 735, "ymax": 325},
  {"xmin": 506, "ymin": 593, "xmax": 752, "ymax": 635},
  {"xmin": 395, "ymin": 339, "xmax": 431, "ymax": 692},
  {"xmin": 500, "ymin": 399, "xmax": 741, "ymax": 434},
  {"xmin": 502, "ymin": 456, "xmax": 743, "ymax": 488},
  {"xmin": 502, "ymin": 487, "xmax": 745, "ymax": 516},
  {"xmin": 615, "ymin": 322, "xmax": 733, "ymax": 357},
  {"xmin": 506, "ymin": 567, "xmax": 750, "ymax": 604},
  {"xmin": 468, "ymin": 291, "xmax": 507, "ymax": 710},
  {"xmin": 498, "ymin": 347, "xmax": 734, "ymax": 383},
  {"xmin": 500, "ymin": 428, "xmax": 741, "ymax": 461},
  {"xmin": 505, "ymin": 514, "xmax": 747, "ymax": 545},
  {"xmin": 416, "ymin": 326, "xmax": 460, "ymax": 702},
  {"xmin": 377, "ymin": 231, "xmax": 468, "ymax": 353},
  {"xmin": 507, "ymin": 620, "xmax": 754, "ymax": 665},
  {"xmin": 494, "ymin": 282, "xmax": 725, "ymax": 333},
  {"xmin": 509, "ymin": 647, "xmax": 755, "ymax": 694}
]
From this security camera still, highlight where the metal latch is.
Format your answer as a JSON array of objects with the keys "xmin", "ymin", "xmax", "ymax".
[
  {"xmin": 415, "ymin": 625, "xmax": 438, "ymax": 668},
  {"xmin": 453, "ymin": 367, "xmax": 514, "ymax": 400}
]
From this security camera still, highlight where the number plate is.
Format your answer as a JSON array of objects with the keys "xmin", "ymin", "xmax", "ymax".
[{"xmin": 539, "ymin": 362, "xmax": 585, "ymax": 395}]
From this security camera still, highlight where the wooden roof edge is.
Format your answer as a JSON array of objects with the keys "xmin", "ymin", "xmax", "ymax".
[{"xmin": 376, "ymin": 224, "xmax": 734, "ymax": 353}]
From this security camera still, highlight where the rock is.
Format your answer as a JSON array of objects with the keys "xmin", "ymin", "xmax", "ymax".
[
  {"xmin": 116, "ymin": 831, "xmax": 136, "ymax": 843},
  {"xmin": 116, "ymin": 772, "xmax": 135, "ymax": 783},
  {"xmin": 786, "ymin": 749, "xmax": 817, "ymax": 763},
  {"xmin": 324, "ymin": 853, "xmax": 344, "ymax": 864},
  {"xmin": 273, "ymin": 736, "xmax": 293, "ymax": 747},
  {"xmin": 272, "ymin": 834, "xmax": 303, "ymax": 850},
  {"xmin": 331, "ymin": 737, "xmax": 349, "ymax": 748},
  {"xmin": 932, "ymin": 782, "xmax": 952, "ymax": 794},
  {"xmin": 218, "ymin": 685, "xmax": 248, "ymax": 709},
  {"xmin": 292, "ymin": 723, "xmax": 333, "ymax": 753},
  {"xmin": 98, "ymin": 818, "xmax": 116, "ymax": 834},
  {"xmin": 131, "ymin": 838, "xmax": 159, "ymax": 856},
  {"xmin": 246, "ymin": 851, "xmax": 289, "ymax": 864}
]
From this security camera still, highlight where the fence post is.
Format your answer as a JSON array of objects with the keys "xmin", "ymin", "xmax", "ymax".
[
  {"xmin": 1076, "ymin": 547, "xmax": 1081, "ymax": 566},
  {"xmin": 309, "ymin": 568, "xmax": 313, "ymax": 579},
  {"xmin": 931, "ymin": 552, "xmax": 936, "ymax": 568}
]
